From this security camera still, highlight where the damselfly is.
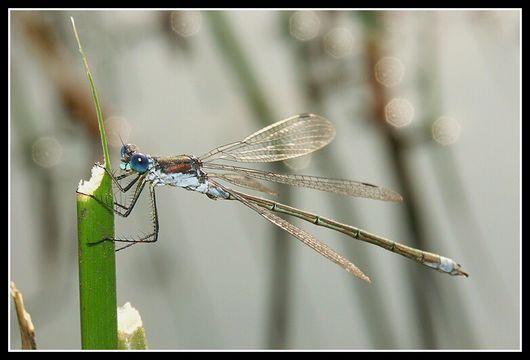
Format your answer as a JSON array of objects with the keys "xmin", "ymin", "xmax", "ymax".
[{"xmin": 86, "ymin": 113, "xmax": 468, "ymax": 282}]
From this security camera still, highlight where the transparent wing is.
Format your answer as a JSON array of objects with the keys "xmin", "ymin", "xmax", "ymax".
[
  {"xmin": 210, "ymin": 180, "xmax": 370, "ymax": 282},
  {"xmin": 204, "ymin": 163, "xmax": 403, "ymax": 202},
  {"xmin": 209, "ymin": 173, "xmax": 278, "ymax": 196},
  {"xmin": 199, "ymin": 113, "xmax": 335, "ymax": 163}
]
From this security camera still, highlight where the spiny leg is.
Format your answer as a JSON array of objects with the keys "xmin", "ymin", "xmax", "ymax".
[
  {"xmin": 104, "ymin": 171, "xmax": 143, "ymax": 214},
  {"xmin": 77, "ymin": 163, "xmax": 141, "ymax": 210},
  {"xmin": 88, "ymin": 163, "xmax": 141, "ymax": 207},
  {"xmin": 111, "ymin": 177, "xmax": 147, "ymax": 217},
  {"xmin": 94, "ymin": 163, "xmax": 141, "ymax": 193},
  {"xmin": 95, "ymin": 183, "xmax": 160, "ymax": 251},
  {"xmin": 78, "ymin": 168, "xmax": 159, "ymax": 251},
  {"xmin": 78, "ymin": 171, "xmax": 146, "ymax": 217},
  {"xmin": 88, "ymin": 164, "xmax": 142, "ymax": 210},
  {"xmin": 109, "ymin": 171, "xmax": 144, "ymax": 214}
]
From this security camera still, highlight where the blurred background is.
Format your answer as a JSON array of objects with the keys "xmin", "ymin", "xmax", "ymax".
[{"xmin": 9, "ymin": 10, "xmax": 520, "ymax": 349}]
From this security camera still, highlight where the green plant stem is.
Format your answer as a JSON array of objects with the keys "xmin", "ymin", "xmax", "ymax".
[
  {"xmin": 77, "ymin": 173, "xmax": 117, "ymax": 349},
  {"xmin": 71, "ymin": 18, "xmax": 111, "ymax": 168},
  {"xmin": 72, "ymin": 17, "xmax": 117, "ymax": 349}
]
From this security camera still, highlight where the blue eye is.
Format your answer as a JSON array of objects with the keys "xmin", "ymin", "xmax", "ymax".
[{"xmin": 130, "ymin": 153, "xmax": 149, "ymax": 173}]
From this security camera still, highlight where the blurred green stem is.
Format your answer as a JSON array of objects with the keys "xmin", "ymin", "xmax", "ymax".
[
  {"xmin": 206, "ymin": 12, "xmax": 292, "ymax": 349},
  {"xmin": 282, "ymin": 11, "xmax": 397, "ymax": 347},
  {"xmin": 416, "ymin": 14, "xmax": 477, "ymax": 347},
  {"xmin": 358, "ymin": 11, "xmax": 438, "ymax": 348}
]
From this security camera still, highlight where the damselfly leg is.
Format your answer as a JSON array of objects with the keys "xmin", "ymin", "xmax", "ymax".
[{"xmin": 78, "ymin": 165, "xmax": 159, "ymax": 251}]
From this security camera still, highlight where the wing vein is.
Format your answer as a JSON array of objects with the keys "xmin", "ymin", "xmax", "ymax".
[
  {"xmin": 204, "ymin": 164, "xmax": 402, "ymax": 202},
  {"xmin": 199, "ymin": 114, "xmax": 335, "ymax": 163},
  {"xmin": 210, "ymin": 180, "xmax": 370, "ymax": 282}
]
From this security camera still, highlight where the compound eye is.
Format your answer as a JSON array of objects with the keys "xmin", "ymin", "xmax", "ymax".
[{"xmin": 130, "ymin": 153, "xmax": 149, "ymax": 173}]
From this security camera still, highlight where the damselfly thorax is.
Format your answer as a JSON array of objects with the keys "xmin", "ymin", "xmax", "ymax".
[
  {"xmin": 138, "ymin": 154, "xmax": 231, "ymax": 199},
  {"xmin": 84, "ymin": 113, "xmax": 468, "ymax": 283}
]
